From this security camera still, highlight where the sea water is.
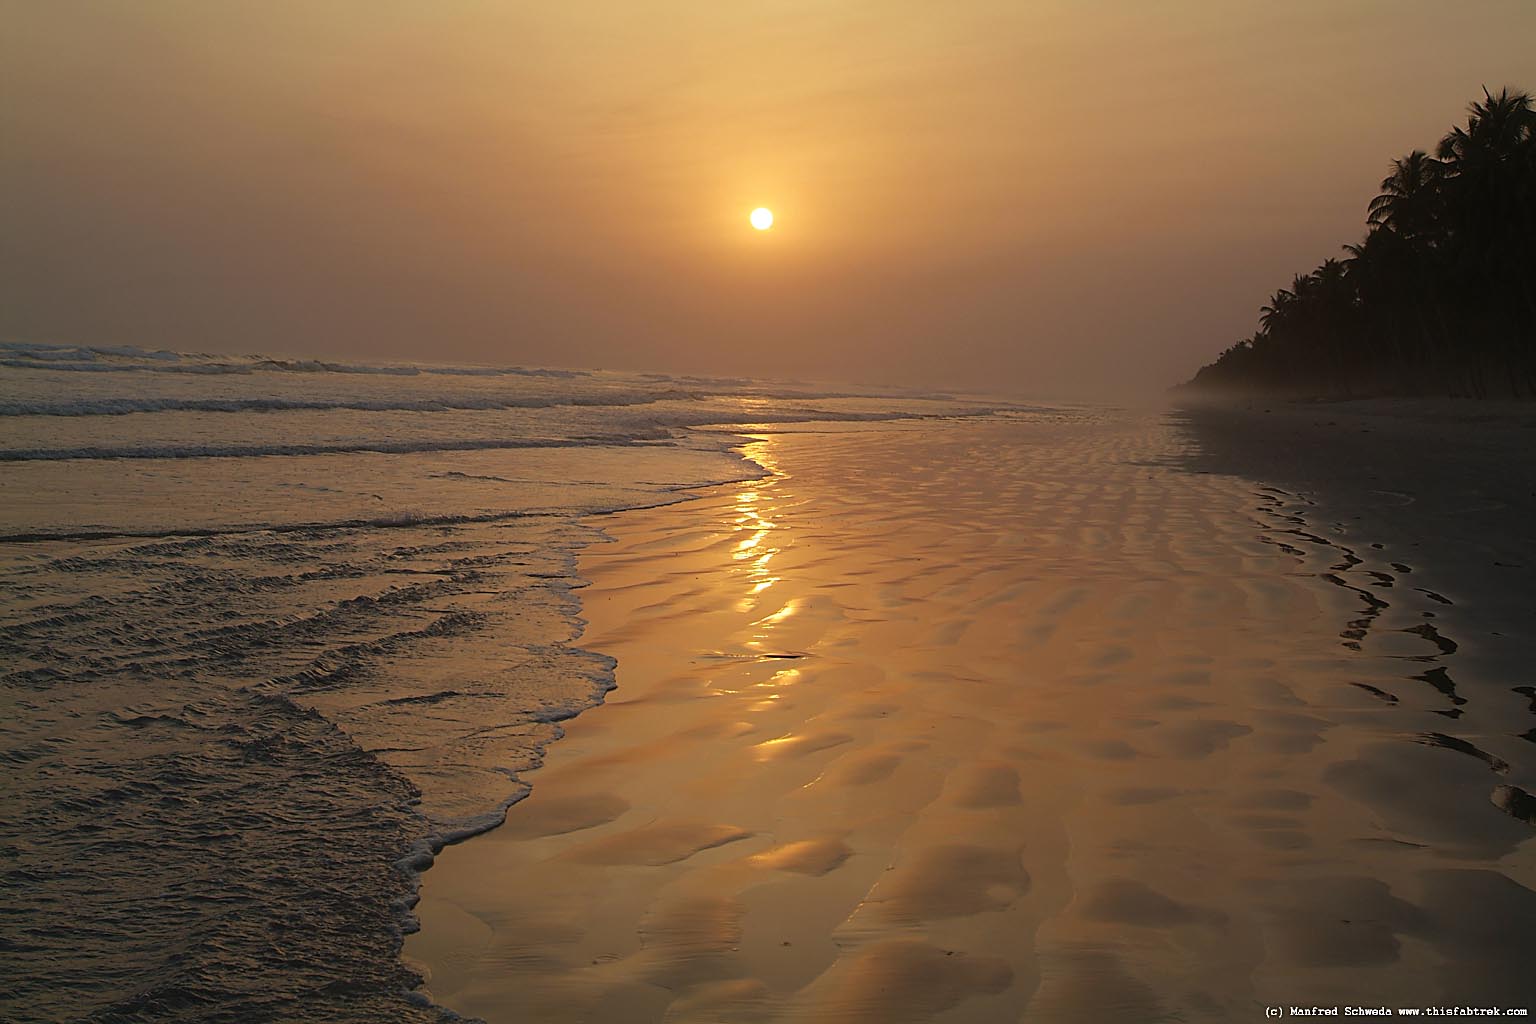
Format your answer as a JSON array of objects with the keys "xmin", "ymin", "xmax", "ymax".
[{"xmin": 0, "ymin": 342, "xmax": 1030, "ymax": 1022}]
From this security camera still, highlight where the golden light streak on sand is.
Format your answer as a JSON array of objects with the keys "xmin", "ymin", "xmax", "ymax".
[
  {"xmin": 408, "ymin": 418, "xmax": 1536, "ymax": 1022},
  {"xmin": 751, "ymin": 599, "xmax": 799, "ymax": 629}
]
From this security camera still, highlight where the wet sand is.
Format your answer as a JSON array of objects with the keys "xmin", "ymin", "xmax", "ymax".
[{"xmin": 407, "ymin": 412, "xmax": 1536, "ymax": 1021}]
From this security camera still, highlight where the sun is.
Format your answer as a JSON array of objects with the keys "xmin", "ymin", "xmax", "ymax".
[{"xmin": 750, "ymin": 207, "xmax": 774, "ymax": 231}]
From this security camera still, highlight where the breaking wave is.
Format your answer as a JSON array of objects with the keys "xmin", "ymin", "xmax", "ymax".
[{"xmin": 0, "ymin": 340, "xmax": 1026, "ymax": 1022}]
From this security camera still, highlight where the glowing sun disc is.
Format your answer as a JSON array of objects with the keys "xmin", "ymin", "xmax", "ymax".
[{"xmin": 750, "ymin": 207, "xmax": 774, "ymax": 230}]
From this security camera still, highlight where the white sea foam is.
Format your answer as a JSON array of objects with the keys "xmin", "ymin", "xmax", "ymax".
[{"xmin": 0, "ymin": 341, "xmax": 1033, "ymax": 1022}]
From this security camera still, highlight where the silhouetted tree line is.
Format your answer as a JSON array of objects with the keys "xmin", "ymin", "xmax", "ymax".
[{"xmin": 1187, "ymin": 87, "xmax": 1535, "ymax": 398}]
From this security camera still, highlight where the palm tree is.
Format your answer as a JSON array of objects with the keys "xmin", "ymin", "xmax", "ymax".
[
  {"xmin": 1188, "ymin": 86, "xmax": 1534, "ymax": 398},
  {"xmin": 1309, "ymin": 260, "xmax": 1358, "ymax": 394},
  {"xmin": 1366, "ymin": 150, "xmax": 1444, "ymax": 244},
  {"xmin": 1258, "ymin": 288, "xmax": 1295, "ymax": 335},
  {"xmin": 1344, "ymin": 229, "xmax": 1434, "ymax": 390},
  {"xmin": 1436, "ymin": 87, "xmax": 1534, "ymax": 174},
  {"xmin": 1438, "ymin": 87, "xmax": 1536, "ymax": 394},
  {"xmin": 1436, "ymin": 86, "xmax": 1534, "ymax": 260}
]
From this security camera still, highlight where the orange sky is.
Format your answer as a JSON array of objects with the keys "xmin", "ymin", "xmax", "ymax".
[{"xmin": 2, "ymin": 1, "xmax": 1532, "ymax": 396}]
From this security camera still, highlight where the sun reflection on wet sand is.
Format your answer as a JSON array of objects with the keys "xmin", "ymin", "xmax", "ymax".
[
  {"xmin": 409, "ymin": 419, "xmax": 1536, "ymax": 1023},
  {"xmin": 733, "ymin": 441, "xmax": 786, "ymax": 611}
]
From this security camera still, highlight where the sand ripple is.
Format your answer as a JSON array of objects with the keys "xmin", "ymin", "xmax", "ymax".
[{"xmin": 409, "ymin": 415, "xmax": 1536, "ymax": 1022}]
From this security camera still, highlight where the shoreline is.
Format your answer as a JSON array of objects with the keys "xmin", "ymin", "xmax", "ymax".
[
  {"xmin": 1170, "ymin": 395, "xmax": 1536, "ymax": 686},
  {"xmin": 392, "ymin": 439, "xmax": 775, "ymax": 963},
  {"xmin": 407, "ymin": 412, "xmax": 1536, "ymax": 1020}
]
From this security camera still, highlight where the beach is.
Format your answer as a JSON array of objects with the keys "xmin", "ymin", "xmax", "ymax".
[
  {"xmin": 3, "ymin": 347, "xmax": 1533, "ymax": 1021},
  {"xmin": 408, "ymin": 410, "xmax": 1536, "ymax": 1021},
  {"xmin": 0, "ymin": 346, "xmax": 1022, "ymax": 1022},
  {"xmin": 8, "ymin": 8, "xmax": 1534, "ymax": 1021}
]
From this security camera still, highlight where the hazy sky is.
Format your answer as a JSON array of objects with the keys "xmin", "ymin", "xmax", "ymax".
[{"xmin": 3, "ymin": 2, "xmax": 1532, "ymax": 396}]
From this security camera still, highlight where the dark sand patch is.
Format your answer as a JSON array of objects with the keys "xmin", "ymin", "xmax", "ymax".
[
  {"xmin": 662, "ymin": 979, "xmax": 772, "ymax": 1023},
  {"xmin": 799, "ymin": 939, "xmax": 1012, "ymax": 1023},
  {"xmin": 567, "ymin": 822, "xmax": 753, "ymax": 866},
  {"xmin": 824, "ymin": 752, "xmax": 902, "ymax": 786},
  {"xmin": 1107, "ymin": 786, "xmax": 1185, "ymax": 805},
  {"xmin": 1078, "ymin": 738, "xmax": 1140, "ymax": 760},
  {"xmin": 869, "ymin": 844, "xmax": 1030, "ymax": 921},
  {"xmin": 632, "ymin": 896, "xmax": 744, "ymax": 987},
  {"xmin": 1260, "ymin": 876, "xmax": 1422, "ymax": 968},
  {"xmin": 1025, "ymin": 946, "xmax": 1167, "ymax": 1021},
  {"xmin": 499, "ymin": 792, "xmax": 630, "ymax": 839},
  {"xmin": 948, "ymin": 761, "xmax": 1023, "ymax": 808},
  {"xmin": 1155, "ymin": 718, "xmax": 1252, "ymax": 758},
  {"xmin": 1325, "ymin": 742, "xmax": 1531, "ymax": 857},
  {"xmin": 1080, "ymin": 879, "xmax": 1225, "ymax": 927}
]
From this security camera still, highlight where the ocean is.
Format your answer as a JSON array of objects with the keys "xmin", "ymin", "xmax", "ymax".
[{"xmin": 0, "ymin": 341, "xmax": 1036, "ymax": 1022}]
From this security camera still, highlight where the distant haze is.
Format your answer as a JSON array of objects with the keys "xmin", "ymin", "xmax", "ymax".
[{"xmin": 3, "ymin": 1, "xmax": 1532, "ymax": 397}]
